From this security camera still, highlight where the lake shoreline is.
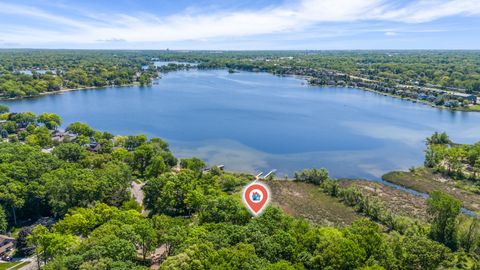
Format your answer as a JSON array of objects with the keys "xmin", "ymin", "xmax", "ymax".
[
  {"xmin": 382, "ymin": 168, "xmax": 480, "ymax": 213},
  {"xmin": 2, "ymin": 68, "xmax": 479, "ymax": 112},
  {"xmin": 4, "ymin": 68, "xmax": 479, "ymax": 182},
  {"xmin": 0, "ymin": 82, "xmax": 142, "ymax": 101},
  {"xmin": 306, "ymin": 79, "xmax": 480, "ymax": 112}
]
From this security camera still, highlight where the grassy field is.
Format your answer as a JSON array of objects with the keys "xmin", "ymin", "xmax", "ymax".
[
  {"xmin": 467, "ymin": 104, "xmax": 480, "ymax": 112},
  {"xmin": 383, "ymin": 167, "xmax": 480, "ymax": 213},
  {"xmin": 269, "ymin": 180, "xmax": 360, "ymax": 226},
  {"xmin": 0, "ymin": 261, "xmax": 29, "ymax": 270}
]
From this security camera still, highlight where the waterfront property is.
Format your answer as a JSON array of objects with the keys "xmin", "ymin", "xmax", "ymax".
[{"xmin": 451, "ymin": 92, "xmax": 477, "ymax": 104}]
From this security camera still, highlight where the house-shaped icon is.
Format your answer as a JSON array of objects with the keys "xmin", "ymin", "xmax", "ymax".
[{"xmin": 251, "ymin": 192, "xmax": 261, "ymax": 201}]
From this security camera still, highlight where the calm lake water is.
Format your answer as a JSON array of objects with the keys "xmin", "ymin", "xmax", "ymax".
[{"xmin": 3, "ymin": 69, "xmax": 480, "ymax": 180}]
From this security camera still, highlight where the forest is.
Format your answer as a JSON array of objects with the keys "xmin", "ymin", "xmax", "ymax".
[{"xmin": 0, "ymin": 106, "xmax": 479, "ymax": 269}]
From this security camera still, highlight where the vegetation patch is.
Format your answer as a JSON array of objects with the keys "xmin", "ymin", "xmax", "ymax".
[
  {"xmin": 383, "ymin": 168, "xmax": 480, "ymax": 213},
  {"xmin": 269, "ymin": 180, "xmax": 359, "ymax": 226},
  {"xmin": 338, "ymin": 179, "xmax": 428, "ymax": 221}
]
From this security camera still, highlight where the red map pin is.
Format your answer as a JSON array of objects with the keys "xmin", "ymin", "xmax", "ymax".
[{"xmin": 242, "ymin": 181, "xmax": 270, "ymax": 216}]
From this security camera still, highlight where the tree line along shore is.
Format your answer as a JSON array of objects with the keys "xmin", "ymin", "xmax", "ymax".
[{"xmin": 1, "ymin": 50, "xmax": 479, "ymax": 111}]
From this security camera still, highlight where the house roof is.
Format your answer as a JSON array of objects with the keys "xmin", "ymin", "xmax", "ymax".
[{"xmin": 452, "ymin": 92, "xmax": 476, "ymax": 98}]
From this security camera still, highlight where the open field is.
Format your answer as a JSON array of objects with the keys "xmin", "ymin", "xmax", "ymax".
[
  {"xmin": 383, "ymin": 168, "xmax": 480, "ymax": 213},
  {"xmin": 269, "ymin": 180, "xmax": 360, "ymax": 226}
]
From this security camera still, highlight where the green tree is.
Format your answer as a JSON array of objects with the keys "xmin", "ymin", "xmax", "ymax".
[
  {"xmin": 143, "ymin": 170, "xmax": 205, "ymax": 216},
  {"xmin": 180, "ymin": 157, "xmax": 206, "ymax": 173},
  {"xmin": 344, "ymin": 219, "xmax": 395, "ymax": 268},
  {"xmin": 134, "ymin": 219, "xmax": 157, "ymax": 262},
  {"xmin": 29, "ymin": 225, "xmax": 78, "ymax": 267},
  {"xmin": 132, "ymin": 144, "xmax": 155, "ymax": 178},
  {"xmin": 43, "ymin": 167, "xmax": 103, "ymax": 216},
  {"xmin": 210, "ymin": 243, "xmax": 268, "ymax": 270},
  {"xmin": 124, "ymin": 134, "xmax": 147, "ymax": 150},
  {"xmin": 66, "ymin": 122, "xmax": 94, "ymax": 136},
  {"xmin": 0, "ymin": 204, "xmax": 7, "ymax": 233},
  {"xmin": 38, "ymin": 113, "xmax": 62, "ymax": 130},
  {"xmin": 145, "ymin": 155, "xmax": 168, "ymax": 179},
  {"xmin": 294, "ymin": 168, "xmax": 329, "ymax": 185},
  {"xmin": 458, "ymin": 216, "xmax": 480, "ymax": 253},
  {"xmin": 198, "ymin": 195, "xmax": 250, "ymax": 225},
  {"xmin": 426, "ymin": 132, "xmax": 452, "ymax": 145},
  {"xmin": 0, "ymin": 174, "xmax": 26, "ymax": 225},
  {"xmin": 427, "ymin": 191, "xmax": 462, "ymax": 250},
  {"xmin": 12, "ymin": 112, "xmax": 37, "ymax": 128},
  {"xmin": 401, "ymin": 236, "xmax": 451, "ymax": 269},
  {"xmin": 26, "ymin": 126, "xmax": 53, "ymax": 147},
  {"xmin": 53, "ymin": 143, "xmax": 87, "ymax": 162},
  {"xmin": 161, "ymin": 243, "xmax": 214, "ymax": 270},
  {"xmin": 95, "ymin": 162, "xmax": 133, "ymax": 207}
]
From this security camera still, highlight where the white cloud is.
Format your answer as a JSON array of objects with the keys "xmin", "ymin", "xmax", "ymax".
[
  {"xmin": 0, "ymin": 0, "xmax": 479, "ymax": 45},
  {"xmin": 380, "ymin": 0, "xmax": 480, "ymax": 23}
]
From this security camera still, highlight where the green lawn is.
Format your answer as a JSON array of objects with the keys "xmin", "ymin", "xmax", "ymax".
[
  {"xmin": 467, "ymin": 104, "xmax": 480, "ymax": 111},
  {"xmin": 0, "ymin": 261, "xmax": 22, "ymax": 270}
]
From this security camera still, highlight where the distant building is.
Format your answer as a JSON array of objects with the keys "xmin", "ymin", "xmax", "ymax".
[
  {"xmin": 51, "ymin": 130, "xmax": 78, "ymax": 143},
  {"xmin": 87, "ymin": 137, "xmax": 101, "ymax": 152},
  {"xmin": 452, "ymin": 93, "xmax": 477, "ymax": 104}
]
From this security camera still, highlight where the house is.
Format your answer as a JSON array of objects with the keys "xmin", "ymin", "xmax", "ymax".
[
  {"xmin": 418, "ymin": 93, "xmax": 428, "ymax": 100},
  {"xmin": 87, "ymin": 138, "xmax": 101, "ymax": 153},
  {"xmin": 51, "ymin": 130, "xmax": 78, "ymax": 143},
  {"xmin": 452, "ymin": 93, "xmax": 477, "ymax": 104},
  {"xmin": 0, "ymin": 235, "xmax": 14, "ymax": 257}
]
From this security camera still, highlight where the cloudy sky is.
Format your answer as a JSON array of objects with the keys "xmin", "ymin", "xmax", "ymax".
[{"xmin": 0, "ymin": 0, "xmax": 479, "ymax": 49}]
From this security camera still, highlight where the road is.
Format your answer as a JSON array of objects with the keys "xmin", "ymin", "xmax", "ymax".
[
  {"xmin": 130, "ymin": 181, "xmax": 147, "ymax": 214},
  {"xmin": 15, "ymin": 255, "xmax": 38, "ymax": 270}
]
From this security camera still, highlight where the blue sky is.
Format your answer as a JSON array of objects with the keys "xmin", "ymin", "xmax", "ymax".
[{"xmin": 0, "ymin": 0, "xmax": 479, "ymax": 49}]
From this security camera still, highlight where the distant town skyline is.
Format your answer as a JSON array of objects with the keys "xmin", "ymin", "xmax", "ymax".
[{"xmin": 1, "ymin": 0, "xmax": 480, "ymax": 50}]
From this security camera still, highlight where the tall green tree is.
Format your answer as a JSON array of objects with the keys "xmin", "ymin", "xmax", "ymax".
[
  {"xmin": 52, "ymin": 143, "xmax": 87, "ymax": 162},
  {"xmin": 0, "ymin": 174, "xmax": 26, "ymax": 225},
  {"xmin": 294, "ymin": 168, "xmax": 329, "ymax": 185},
  {"xmin": 134, "ymin": 219, "xmax": 157, "ymax": 263},
  {"xmin": 38, "ymin": 113, "xmax": 62, "ymax": 130},
  {"xmin": 0, "ymin": 204, "xmax": 7, "ymax": 233},
  {"xmin": 66, "ymin": 122, "xmax": 94, "ymax": 136},
  {"xmin": 427, "ymin": 191, "xmax": 462, "ymax": 250}
]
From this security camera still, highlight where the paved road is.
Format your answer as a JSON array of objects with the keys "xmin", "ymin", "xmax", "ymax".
[
  {"xmin": 130, "ymin": 181, "xmax": 147, "ymax": 214},
  {"xmin": 16, "ymin": 256, "xmax": 38, "ymax": 270}
]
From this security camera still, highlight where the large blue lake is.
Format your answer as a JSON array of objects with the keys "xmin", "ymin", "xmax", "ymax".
[{"xmin": 3, "ymin": 69, "xmax": 480, "ymax": 179}]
